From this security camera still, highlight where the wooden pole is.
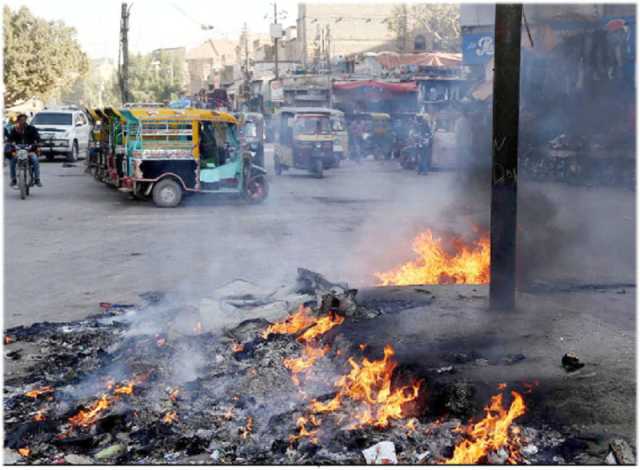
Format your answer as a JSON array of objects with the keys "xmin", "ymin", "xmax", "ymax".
[{"xmin": 489, "ymin": 4, "xmax": 522, "ymax": 311}]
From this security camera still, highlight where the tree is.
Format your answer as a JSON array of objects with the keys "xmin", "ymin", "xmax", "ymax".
[
  {"xmin": 3, "ymin": 5, "xmax": 88, "ymax": 106},
  {"xmin": 387, "ymin": 3, "xmax": 461, "ymax": 53},
  {"xmin": 127, "ymin": 51, "xmax": 186, "ymax": 104},
  {"xmin": 60, "ymin": 59, "xmax": 121, "ymax": 108}
]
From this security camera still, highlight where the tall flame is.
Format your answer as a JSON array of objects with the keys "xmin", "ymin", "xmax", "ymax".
[
  {"xmin": 68, "ymin": 394, "xmax": 111, "ymax": 427},
  {"xmin": 375, "ymin": 230, "xmax": 490, "ymax": 286},
  {"xmin": 445, "ymin": 390, "xmax": 526, "ymax": 464},
  {"xmin": 284, "ymin": 344, "xmax": 331, "ymax": 385},
  {"xmin": 261, "ymin": 305, "xmax": 316, "ymax": 339},
  {"xmin": 310, "ymin": 344, "xmax": 422, "ymax": 428},
  {"xmin": 297, "ymin": 313, "xmax": 345, "ymax": 343},
  {"xmin": 282, "ymin": 312, "xmax": 344, "ymax": 385}
]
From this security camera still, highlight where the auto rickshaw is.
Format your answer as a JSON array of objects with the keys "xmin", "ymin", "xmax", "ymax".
[
  {"xmin": 349, "ymin": 112, "xmax": 392, "ymax": 160},
  {"xmin": 85, "ymin": 108, "xmax": 104, "ymax": 175},
  {"xmin": 273, "ymin": 108, "xmax": 335, "ymax": 178},
  {"xmin": 118, "ymin": 108, "xmax": 268, "ymax": 207},
  {"xmin": 235, "ymin": 112, "xmax": 265, "ymax": 168},
  {"xmin": 329, "ymin": 109, "xmax": 348, "ymax": 163},
  {"xmin": 96, "ymin": 107, "xmax": 126, "ymax": 187}
]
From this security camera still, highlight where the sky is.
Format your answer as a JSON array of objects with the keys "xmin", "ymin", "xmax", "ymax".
[{"xmin": 5, "ymin": 0, "xmax": 301, "ymax": 60}]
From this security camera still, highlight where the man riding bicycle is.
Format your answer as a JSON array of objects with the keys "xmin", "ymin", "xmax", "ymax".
[{"xmin": 7, "ymin": 113, "xmax": 42, "ymax": 187}]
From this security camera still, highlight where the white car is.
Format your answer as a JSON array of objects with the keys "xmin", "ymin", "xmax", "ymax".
[{"xmin": 31, "ymin": 107, "xmax": 92, "ymax": 162}]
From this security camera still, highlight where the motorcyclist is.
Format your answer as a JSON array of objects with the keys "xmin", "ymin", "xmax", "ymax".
[{"xmin": 7, "ymin": 113, "xmax": 41, "ymax": 187}]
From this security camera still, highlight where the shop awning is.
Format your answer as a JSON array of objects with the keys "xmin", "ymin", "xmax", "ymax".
[{"xmin": 333, "ymin": 80, "xmax": 417, "ymax": 93}]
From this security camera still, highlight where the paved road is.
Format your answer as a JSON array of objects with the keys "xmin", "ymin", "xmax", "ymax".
[{"xmin": 4, "ymin": 150, "xmax": 635, "ymax": 327}]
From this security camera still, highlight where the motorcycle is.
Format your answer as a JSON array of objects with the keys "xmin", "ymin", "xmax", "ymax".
[{"xmin": 12, "ymin": 144, "xmax": 36, "ymax": 200}]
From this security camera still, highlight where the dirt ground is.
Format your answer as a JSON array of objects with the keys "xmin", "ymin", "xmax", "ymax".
[
  {"xmin": 3, "ymin": 149, "xmax": 636, "ymax": 456},
  {"xmin": 348, "ymin": 283, "xmax": 635, "ymax": 452}
]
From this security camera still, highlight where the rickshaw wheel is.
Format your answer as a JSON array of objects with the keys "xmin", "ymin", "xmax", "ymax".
[
  {"xmin": 312, "ymin": 158, "xmax": 323, "ymax": 178},
  {"xmin": 245, "ymin": 176, "xmax": 269, "ymax": 204},
  {"xmin": 152, "ymin": 178, "xmax": 183, "ymax": 208}
]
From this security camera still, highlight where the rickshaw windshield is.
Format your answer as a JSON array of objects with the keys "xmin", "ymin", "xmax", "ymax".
[
  {"xmin": 293, "ymin": 116, "xmax": 331, "ymax": 135},
  {"xmin": 331, "ymin": 117, "xmax": 345, "ymax": 132},
  {"xmin": 242, "ymin": 122, "xmax": 258, "ymax": 138}
]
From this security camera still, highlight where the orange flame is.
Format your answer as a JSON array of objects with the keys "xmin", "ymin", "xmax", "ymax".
[
  {"xmin": 193, "ymin": 321, "xmax": 204, "ymax": 334},
  {"xmin": 261, "ymin": 305, "xmax": 316, "ymax": 339},
  {"xmin": 169, "ymin": 388, "xmax": 180, "ymax": 402},
  {"xmin": 310, "ymin": 344, "xmax": 422, "ymax": 428},
  {"xmin": 33, "ymin": 409, "xmax": 46, "ymax": 422},
  {"xmin": 282, "ymin": 313, "xmax": 344, "ymax": 385},
  {"xmin": 297, "ymin": 313, "xmax": 344, "ymax": 343},
  {"xmin": 232, "ymin": 342, "xmax": 245, "ymax": 353},
  {"xmin": 289, "ymin": 416, "xmax": 320, "ymax": 443},
  {"xmin": 284, "ymin": 343, "xmax": 331, "ymax": 385},
  {"xmin": 24, "ymin": 386, "xmax": 54, "ymax": 399},
  {"xmin": 162, "ymin": 410, "xmax": 177, "ymax": 424},
  {"xmin": 4, "ymin": 335, "xmax": 14, "ymax": 345},
  {"xmin": 406, "ymin": 418, "xmax": 418, "ymax": 432},
  {"xmin": 113, "ymin": 382, "xmax": 134, "ymax": 396},
  {"xmin": 240, "ymin": 415, "xmax": 254, "ymax": 439},
  {"xmin": 18, "ymin": 448, "xmax": 30, "ymax": 457},
  {"xmin": 445, "ymin": 390, "xmax": 526, "ymax": 464},
  {"xmin": 68, "ymin": 394, "xmax": 111, "ymax": 427},
  {"xmin": 375, "ymin": 229, "xmax": 490, "ymax": 286}
]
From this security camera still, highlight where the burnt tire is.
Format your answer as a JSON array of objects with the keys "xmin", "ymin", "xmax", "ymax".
[
  {"xmin": 245, "ymin": 175, "xmax": 269, "ymax": 204},
  {"xmin": 152, "ymin": 179, "xmax": 183, "ymax": 208}
]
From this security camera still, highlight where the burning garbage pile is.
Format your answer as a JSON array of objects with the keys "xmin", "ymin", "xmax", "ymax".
[
  {"xmin": 5, "ymin": 269, "xmax": 573, "ymax": 464},
  {"xmin": 375, "ymin": 229, "xmax": 490, "ymax": 286}
]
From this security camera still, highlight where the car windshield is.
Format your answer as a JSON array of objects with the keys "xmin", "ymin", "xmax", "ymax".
[
  {"xmin": 294, "ymin": 116, "xmax": 331, "ymax": 135},
  {"xmin": 32, "ymin": 113, "xmax": 72, "ymax": 126}
]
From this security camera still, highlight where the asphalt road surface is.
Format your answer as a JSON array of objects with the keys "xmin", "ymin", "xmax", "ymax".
[{"xmin": 4, "ymin": 149, "xmax": 635, "ymax": 328}]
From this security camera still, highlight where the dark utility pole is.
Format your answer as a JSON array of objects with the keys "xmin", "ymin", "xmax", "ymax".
[
  {"xmin": 489, "ymin": 4, "xmax": 522, "ymax": 311},
  {"xmin": 119, "ymin": 2, "xmax": 132, "ymax": 104},
  {"xmin": 273, "ymin": 2, "xmax": 279, "ymax": 80}
]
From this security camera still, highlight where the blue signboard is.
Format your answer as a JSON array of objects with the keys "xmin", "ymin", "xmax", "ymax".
[{"xmin": 463, "ymin": 33, "xmax": 494, "ymax": 65}]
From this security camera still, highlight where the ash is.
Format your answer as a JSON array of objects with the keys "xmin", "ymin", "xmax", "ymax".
[{"xmin": 5, "ymin": 269, "xmax": 568, "ymax": 464}]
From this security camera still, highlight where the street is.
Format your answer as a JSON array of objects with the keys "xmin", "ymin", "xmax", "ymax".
[
  {"xmin": 4, "ymin": 149, "xmax": 637, "ymax": 461},
  {"xmin": 4, "ymin": 148, "xmax": 635, "ymax": 329}
]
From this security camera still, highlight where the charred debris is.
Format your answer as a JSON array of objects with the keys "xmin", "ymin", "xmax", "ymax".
[{"xmin": 3, "ymin": 269, "xmax": 628, "ymax": 464}]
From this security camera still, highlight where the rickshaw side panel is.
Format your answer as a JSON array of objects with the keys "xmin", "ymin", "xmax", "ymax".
[{"xmin": 138, "ymin": 160, "xmax": 197, "ymax": 189}]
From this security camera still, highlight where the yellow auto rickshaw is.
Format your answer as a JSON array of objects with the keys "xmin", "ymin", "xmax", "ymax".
[
  {"xmin": 350, "ymin": 112, "xmax": 393, "ymax": 160},
  {"xmin": 273, "ymin": 107, "xmax": 336, "ymax": 178}
]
